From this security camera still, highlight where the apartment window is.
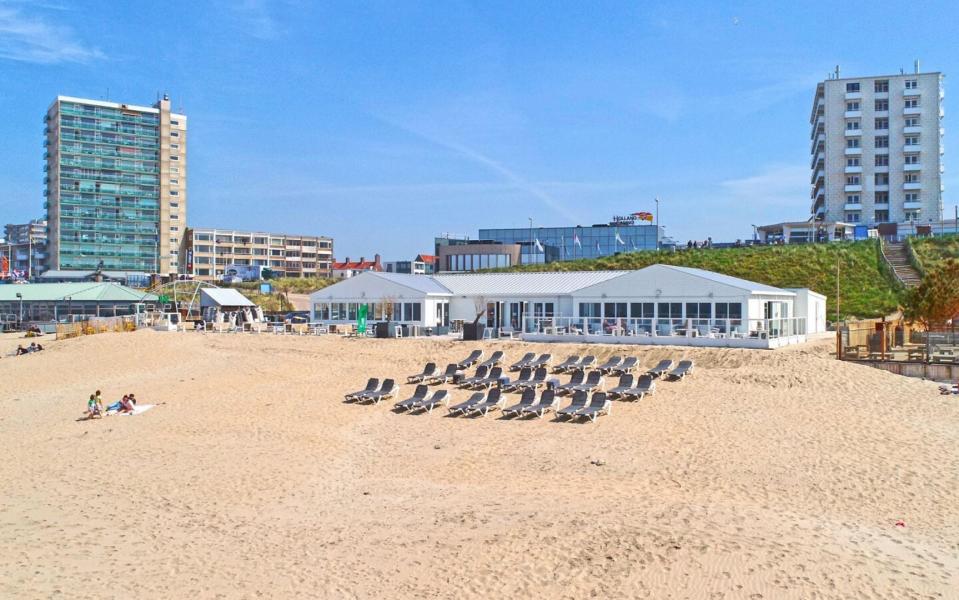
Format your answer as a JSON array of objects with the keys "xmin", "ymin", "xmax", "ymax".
[
  {"xmin": 170, "ymin": 190, "xmax": 179, "ymax": 196},
  {"xmin": 905, "ymin": 192, "xmax": 919, "ymax": 202},
  {"xmin": 846, "ymin": 138, "xmax": 860, "ymax": 148},
  {"xmin": 170, "ymin": 167, "xmax": 180, "ymax": 174},
  {"xmin": 846, "ymin": 157, "xmax": 860, "ymax": 166},
  {"xmin": 875, "ymin": 192, "xmax": 889, "ymax": 204},
  {"xmin": 846, "ymin": 175, "xmax": 861, "ymax": 185},
  {"xmin": 171, "ymin": 120, "xmax": 180, "ymax": 126},
  {"xmin": 874, "ymin": 173, "xmax": 889, "ymax": 185},
  {"xmin": 874, "ymin": 118, "xmax": 888, "ymax": 130},
  {"xmin": 196, "ymin": 233, "xmax": 211, "ymax": 241},
  {"xmin": 170, "ymin": 214, "xmax": 179, "ymax": 220},
  {"xmin": 846, "ymin": 101, "xmax": 860, "ymax": 111},
  {"xmin": 904, "ymin": 173, "xmax": 919, "ymax": 183},
  {"xmin": 846, "ymin": 120, "xmax": 861, "ymax": 131},
  {"xmin": 254, "ymin": 237, "xmax": 267, "ymax": 244},
  {"xmin": 170, "ymin": 155, "xmax": 179, "ymax": 161},
  {"xmin": 905, "ymin": 79, "xmax": 918, "ymax": 89},
  {"xmin": 905, "ymin": 117, "xmax": 920, "ymax": 127},
  {"xmin": 171, "ymin": 131, "xmax": 180, "ymax": 137},
  {"xmin": 874, "ymin": 80, "xmax": 889, "ymax": 93},
  {"xmin": 904, "ymin": 210, "xmax": 921, "ymax": 221},
  {"xmin": 875, "ymin": 136, "xmax": 889, "ymax": 148},
  {"xmin": 905, "ymin": 154, "xmax": 920, "ymax": 164},
  {"xmin": 874, "ymin": 210, "xmax": 889, "ymax": 222},
  {"xmin": 170, "ymin": 202, "xmax": 179, "ymax": 208},
  {"xmin": 875, "ymin": 154, "xmax": 889, "ymax": 166},
  {"xmin": 905, "ymin": 98, "xmax": 919, "ymax": 108},
  {"xmin": 846, "ymin": 82, "xmax": 860, "ymax": 93},
  {"xmin": 846, "ymin": 194, "xmax": 861, "ymax": 204},
  {"xmin": 905, "ymin": 135, "xmax": 920, "ymax": 146},
  {"xmin": 844, "ymin": 212, "xmax": 861, "ymax": 223},
  {"xmin": 170, "ymin": 144, "xmax": 179, "ymax": 150}
]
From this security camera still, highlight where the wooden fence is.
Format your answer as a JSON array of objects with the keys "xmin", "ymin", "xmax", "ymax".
[{"xmin": 56, "ymin": 316, "xmax": 138, "ymax": 340}]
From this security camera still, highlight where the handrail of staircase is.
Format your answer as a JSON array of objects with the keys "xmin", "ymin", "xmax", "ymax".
[{"xmin": 878, "ymin": 238, "xmax": 909, "ymax": 288}]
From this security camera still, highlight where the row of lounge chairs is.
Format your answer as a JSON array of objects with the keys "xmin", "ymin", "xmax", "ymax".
[
  {"xmin": 344, "ymin": 378, "xmax": 398, "ymax": 404},
  {"xmin": 394, "ymin": 386, "xmax": 611, "ymax": 423}
]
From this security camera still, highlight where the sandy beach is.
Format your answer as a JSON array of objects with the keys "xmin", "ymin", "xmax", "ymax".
[{"xmin": 0, "ymin": 329, "xmax": 957, "ymax": 599}]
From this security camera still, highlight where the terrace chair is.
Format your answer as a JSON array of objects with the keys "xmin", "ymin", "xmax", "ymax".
[
  {"xmin": 646, "ymin": 359, "xmax": 674, "ymax": 379},
  {"xmin": 503, "ymin": 367, "xmax": 532, "ymax": 392},
  {"xmin": 394, "ymin": 385, "xmax": 429, "ymax": 411},
  {"xmin": 666, "ymin": 360, "xmax": 694, "ymax": 381},
  {"xmin": 552, "ymin": 355, "xmax": 580, "ymax": 373},
  {"xmin": 514, "ymin": 367, "xmax": 548, "ymax": 391},
  {"xmin": 360, "ymin": 379, "xmax": 397, "ymax": 404},
  {"xmin": 528, "ymin": 353, "xmax": 552, "ymax": 369},
  {"xmin": 344, "ymin": 378, "xmax": 379, "ymax": 402},
  {"xmin": 606, "ymin": 374, "xmax": 635, "ymax": 400},
  {"xmin": 456, "ymin": 349, "xmax": 484, "ymax": 370},
  {"xmin": 458, "ymin": 365, "xmax": 490, "ymax": 388},
  {"xmin": 554, "ymin": 370, "xmax": 585, "ymax": 395},
  {"xmin": 465, "ymin": 388, "xmax": 506, "ymax": 417},
  {"xmin": 576, "ymin": 392, "xmax": 612, "ymax": 423},
  {"xmin": 509, "ymin": 352, "xmax": 536, "ymax": 372},
  {"xmin": 621, "ymin": 375, "xmax": 655, "ymax": 401},
  {"xmin": 571, "ymin": 355, "xmax": 596, "ymax": 372},
  {"xmin": 428, "ymin": 363, "xmax": 459, "ymax": 385},
  {"xmin": 556, "ymin": 390, "xmax": 589, "ymax": 420},
  {"xmin": 477, "ymin": 350, "xmax": 505, "ymax": 369},
  {"xmin": 448, "ymin": 392, "xmax": 486, "ymax": 416},
  {"xmin": 474, "ymin": 367, "xmax": 504, "ymax": 390},
  {"xmin": 610, "ymin": 357, "xmax": 639, "ymax": 376},
  {"xmin": 573, "ymin": 370, "xmax": 604, "ymax": 393},
  {"xmin": 520, "ymin": 389, "xmax": 559, "ymax": 418},
  {"xmin": 596, "ymin": 355, "xmax": 623, "ymax": 374},
  {"xmin": 412, "ymin": 389, "xmax": 450, "ymax": 413},
  {"xmin": 502, "ymin": 388, "xmax": 538, "ymax": 418},
  {"xmin": 406, "ymin": 362, "xmax": 437, "ymax": 384}
]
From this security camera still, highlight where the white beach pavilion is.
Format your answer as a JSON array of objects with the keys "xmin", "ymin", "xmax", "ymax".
[{"xmin": 308, "ymin": 265, "xmax": 826, "ymax": 349}]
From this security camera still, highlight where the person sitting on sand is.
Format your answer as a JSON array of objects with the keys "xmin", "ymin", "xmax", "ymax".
[
  {"xmin": 86, "ymin": 394, "xmax": 103, "ymax": 419},
  {"xmin": 127, "ymin": 393, "xmax": 137, "ymax": 405},
  {"xmin": 28, "ymin": 342, "xmax": 38, "ymax": 353}
]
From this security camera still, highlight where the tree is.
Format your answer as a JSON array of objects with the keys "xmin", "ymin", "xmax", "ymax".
[{"xmin": 903, "ymin": 259, "xmax": 959, "ymax": 330}]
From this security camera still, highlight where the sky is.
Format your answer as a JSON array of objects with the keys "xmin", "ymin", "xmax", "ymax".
[{"xmin": 1, "ymin": 0, "xmax": 957, "ymax": 259}]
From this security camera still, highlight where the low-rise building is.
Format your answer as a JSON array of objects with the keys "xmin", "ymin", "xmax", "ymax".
[
  {"xmin": 0, "ymin": 281, "xmax": 157, "ymax": 322},
  {"xmin": 180, "ymin": 227, "xmax": 333, "ymax": 282},
  {"xmin": 332, "ymin": 255, "xmax": 382, "ymax": 278},
  {"xmin": 383, "ymin": 254, "xmax": 436, "ymax": 275}
]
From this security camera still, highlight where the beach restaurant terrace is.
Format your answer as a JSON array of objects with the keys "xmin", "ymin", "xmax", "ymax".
[
  {"xmin": 0, "ymin": 282, "xmax": 158, "ymax": 323},
  {"xmin": 309, "ymin": 266, "xmax": 826, "ymax": 348}
]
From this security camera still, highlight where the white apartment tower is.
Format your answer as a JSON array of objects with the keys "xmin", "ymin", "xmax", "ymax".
[{"xmin": 810, "ymin": 65, "xmax": 944, "ymax": 227}]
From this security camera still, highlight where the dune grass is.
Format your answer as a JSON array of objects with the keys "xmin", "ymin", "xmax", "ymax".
[{"xmin": 908, "ymin": 234, "xmax": 959, "ymax": 275}]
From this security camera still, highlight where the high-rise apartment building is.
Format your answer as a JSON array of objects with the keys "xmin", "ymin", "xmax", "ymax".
[
  {"xmin": 810, "ymin": 67, "xmax": 944, "ymax": 226},
  {"xmin": 44, "ymin": 95, "xmax": 186, "ymax": 276},
  {"xmin": 180, "ymin": 227, "xmax": 333, "ymax": 282},
  {"xmin": 3, "ymin": 219, "xmax": 47, "ymax": 276}
]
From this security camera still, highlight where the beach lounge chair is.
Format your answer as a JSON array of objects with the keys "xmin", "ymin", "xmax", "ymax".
[
  {"xmin": 477, "ymin": 350, "xmax": 505, "ymax": 369},
  {"xmin": 406, "ymin": 363, "xmax": 437, "ymax": 384},
  {"xmin": 465, "ymin": 388, "xmax": 506, "ymax": 417},
  {"xmin": 503, "ymin": 367, "xmax": 532, "ymax": 391},
  {"xmin": 609, "ymin": 357, "xmax": 639, "ymax": 376},
  {"xmin": 666, "ymin": 360, "xmax": 694, "ymax": 381},
  {"xmin": 448, "ymin": 392, "xmax": 486, "ymax": 416},
  {"xmin": 455, "ymin": 349, "xmax": 484, "ymax": 370},
  {"xmin": 394, "ymin": 385, "xmax": 429, "ymax": 411},
  {"xmin": 529, "ymin": 353, "xmax": 552, "ymax": 369},
  {"xmin": 514, "ymin": 367, "xmax": 548, "ymax": 391},
  {"xmin": 520, "ymin": 389, "xmax": 559, "ymax": 418},
  {"xmin": 344, "ymin": 378, "xmax": 379, "ymax": 402},
  {"xmin": 606, "ymin": 374, "xmax": 635, "ymax": 400},
  {"xmin": 502, "ymin": 388, "xmax": 538, "ymax": 417},
  {"xmin": 458, "ymin": 365, "xmax": 490, "ymax": 388},
  {"xmin": 554, "ymin": 370, "xmax": 585, "ymax": 395},
  {"xmin": 647, "ymin": 359, "xmax": 674, "ymax": 379},
  {"xmin": 428, "ymin": 363, "xmax": 459, "ymax": 385},
  {"xmin": 509, "ymin": 352, "xmax": 536, "ymax": 371},
  {"xmin": 412, "ymin": 389, "xmax": 450, "ymax": 413},
  {"xmin": 621, "ymin": 374, "xmax": 655, "ymax": 401},
  {"xmin": 473, "ymin": 367, "xmax": 504, "ymax": 390},
  {"xmin": 360, "ymin": 379, "xmax": 397, "ymax": 404},
  {"xmin": 573, "ymin": 370, "xmax": 604, "ymax": 393},
  {"xmin": 596, "ymin": 356, "xmax": 623, "ymax": 374},
  {"xmin": 556, "ymin": 390, "xmax": 589, "ymax": 420},
  {"xmin": 571, "ymin": 355, "xmax": 596, "ymax": 372},
  {"xmin": 552, "ymin": 355, "xmax": 580, "ymax": 373},
  {"xmin": 576, "ymin": 392, "xmax": 612, "ymax": 423}
]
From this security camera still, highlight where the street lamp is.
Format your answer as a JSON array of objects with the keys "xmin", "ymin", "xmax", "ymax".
[
  {"xmin": 65, "ymin": 295, "xmax": 72, "ymax": 322},
  {"xmin": 655, "ymin": 197, "xmax": 661, "ymax": 251},
  {"xmin": 15, "ymin": 292, "xmax": 23, "ymax": 327}
]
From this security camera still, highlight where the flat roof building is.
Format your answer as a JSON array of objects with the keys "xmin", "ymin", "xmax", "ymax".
[
  {"xmin": 45, "ymin": 95, "xmax": 186, "ymax": 277},
  {"xmin": 3, "ymin": 219, "xmax": 48, "ymax": 278},
  {"xmin": 0, "ymin": 282, "xmax": 157, "ymax": 323},
  {"xmin": 180, "ymin": 227, "xmax": 333, "ymax": 282}
]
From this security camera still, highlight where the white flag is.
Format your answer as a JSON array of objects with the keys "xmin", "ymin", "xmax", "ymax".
[
  {"xmin": 615, "ymin": 229, "xmax": 625, "ymax": 245},
  {"xmin": 535, "ymin": 238, "xmax": 544, "ymax": 252},
  {"xmin": 573, "ymin": 232, "xmax": 582, "ymax": 248}
]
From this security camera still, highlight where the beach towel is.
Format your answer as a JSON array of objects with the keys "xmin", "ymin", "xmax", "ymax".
[{"xmin": 106, "ymin": 404, "xmax": 156, "ymax": 416}]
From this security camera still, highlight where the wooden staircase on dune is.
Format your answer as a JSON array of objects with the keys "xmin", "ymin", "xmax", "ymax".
[{"xmin": 881, "ymin": 240, "xmax": 922, "ymax": 288}]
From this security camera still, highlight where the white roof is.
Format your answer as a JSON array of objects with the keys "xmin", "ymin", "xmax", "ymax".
[
  {"xmin": 656, "ymin": 265, "xmax": 793, "ymax": 295},
  {"xmin": 434, "ymin": 271, "xmax": 628, "ymax": 296},
  {"xmin": 366, "ymin": 272, "xmax": 453, "ymax": 294},
  {"xmin": 200, "ymin": 288, "xmax": 256, "ymax": 307}
]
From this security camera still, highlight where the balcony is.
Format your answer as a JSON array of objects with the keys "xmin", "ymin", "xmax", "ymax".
[
  {"xmin": 844, "ymin": 202, "xmax": 863, "ymax": 211},
  {"xmin": 904, "ymin": 163, "xmax": 921, "ymax": 172},
  {"xmin": 844, "ymin": 184, "xmax": 862, "ymax": 192},
  {"xmin": 811, "ymin": 169, "xmax": 824, "ymax": 184},
  {"xmin": 903, "ymin": 182, "xmax": 922, "ymax": 190},
  {"xmin": 845, "ymin": 91, "xmax": 862, "ymax": 100},
  {"xmin": 904, "ymin": 201, "xmax": 923, "ymax": 210},
  {"xmin": 844, "ymin": 147, "xmax": 862, "ymax": 156},
  {"xmin": 844, "ymin": 128, "xmax": 862, "ymax": 137},
  {"xmin": 903, "ymin": 87, "xmax": 920, "ymax": 97},
  {"xmin": 810, "ymin": 150, "xmax": 824, "ymax": 169},
  {"xmin": 844, "ymin": 165, "xmax": 862, "ymax": 174},
  {"xmin": 844, "ymin": 110, "xmax": 862, "ymax": 118},
  {"xmin": 904, "ymin": 144, "xmax": 921, "ymax": 153},
  {"xmin": 874, "ymin": 184, "xmax": 890, "ymax": 192},
  {"xmin": 904, "ymin": 106, "xmax": 921, "ymax": 115},
  {"xmin": 903, "ymin": 126, "xmax": 922, "ymax": 135}
]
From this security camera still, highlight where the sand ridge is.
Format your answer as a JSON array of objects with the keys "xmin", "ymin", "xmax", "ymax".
[{"xmin": 0, "ymin": 330, "xmax": 956, "ymax": 598}]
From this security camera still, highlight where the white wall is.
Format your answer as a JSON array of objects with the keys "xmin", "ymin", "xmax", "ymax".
[{"xmin": 788, "ymin": 288, "xmax": 828, "ymax": 333}]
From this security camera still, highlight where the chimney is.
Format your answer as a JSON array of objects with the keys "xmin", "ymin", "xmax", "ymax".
[
  {"xmin": 374, "ymin": 253, "xmax": 381, "ymax": 267},
  {"xmin": 914, "ymin": 59, "xmax": 920, "ymax": 74},
  {"xmin": 359, "ymin": 256, "xmax": 365, "ymax": 264},
  {"xmin": 834, "ymin": 65, "xmax": 840, "ymax": 79},
  {"xmin": 344, "ymin": 256, "xmax": 350, "ymax": 263}
]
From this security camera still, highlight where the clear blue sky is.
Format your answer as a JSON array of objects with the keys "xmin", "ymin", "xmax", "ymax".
[{"xmin": 1, "ymin": 0, "xmax": 957, "ymax": 259}]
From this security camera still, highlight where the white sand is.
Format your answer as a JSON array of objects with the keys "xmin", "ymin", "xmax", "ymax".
[{"xmin": 0, "ymin": 330, "xmax": 956, "ymax": 598}]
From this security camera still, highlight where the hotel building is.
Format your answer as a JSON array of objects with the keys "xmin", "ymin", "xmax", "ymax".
[
  {"xmin": 44, "ymin": 95, "xmax": 186, "ymax": 276},
  {"xmin": 180, "ymin": 227, "xmax": 333, "ymax": 282},
  {"xmin": 810, "ymin": 67, "xmax": 944, "ymax": 227}
]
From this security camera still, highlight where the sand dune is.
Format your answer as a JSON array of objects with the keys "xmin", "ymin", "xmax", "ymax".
[{"xmin": 0, "ymin": 330, "xmax": 956, "ymax": 598}]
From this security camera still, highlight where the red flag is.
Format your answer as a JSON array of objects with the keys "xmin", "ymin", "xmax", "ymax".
[{"xmin": 1, "ymin": 256, "xmax": 8, "ymax": 274}]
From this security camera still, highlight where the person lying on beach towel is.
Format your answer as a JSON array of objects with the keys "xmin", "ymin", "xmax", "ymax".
[
  {"xmin": 106, "ymin": 395, "xmax": 135, "ymax": 414},
  {"xmin": 16, "ymin": 345, "xmax": 27, "ymax": 356}
]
